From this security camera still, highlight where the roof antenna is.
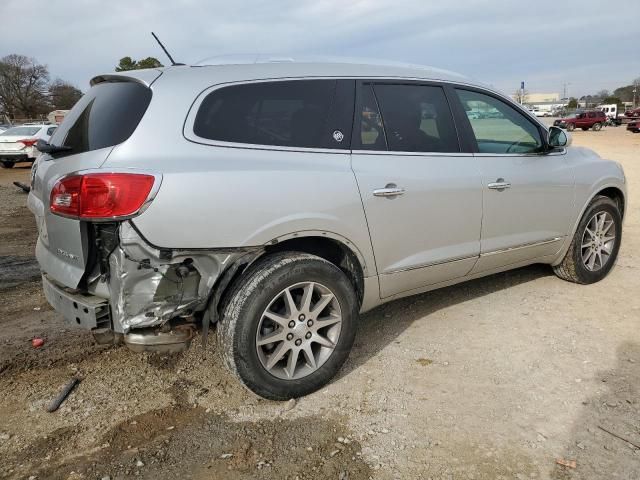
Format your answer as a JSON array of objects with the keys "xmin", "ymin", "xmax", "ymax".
[{"xmin": 151, "ymin": 32, "xmax": 183, "ymax": 66}]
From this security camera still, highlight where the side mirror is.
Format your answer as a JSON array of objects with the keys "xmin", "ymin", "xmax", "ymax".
[{"xmin": 548, "ymin": 126, "xmax": 571, "ymax": 148}]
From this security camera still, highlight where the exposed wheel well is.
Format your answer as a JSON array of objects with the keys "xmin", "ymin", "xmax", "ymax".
[
  {"xmin": 213, "ymin": 236, "xmax": 366, "ymax": 321},
  {"xmin": 597, "ymin": 187, "xmax": 625, "ymax": 219},
  {"xmin": 263, "ymin": 237, "xmax": 365, "ymax": 307}
]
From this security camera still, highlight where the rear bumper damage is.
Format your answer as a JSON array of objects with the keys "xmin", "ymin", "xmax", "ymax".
[{"xmin": 42, "ymin": 221, "xmax": 260, "ymax": 351}]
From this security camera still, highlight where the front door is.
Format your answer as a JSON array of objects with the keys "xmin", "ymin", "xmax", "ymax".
[
  {"xmin": 351, "ymin": 82, "xmax": 482, "ymax": 298},
  {"xmin": 452, "ymin": 88, "xmax": 574, "ymax": 272}
]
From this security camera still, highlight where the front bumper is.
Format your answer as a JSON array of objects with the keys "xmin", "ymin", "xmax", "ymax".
[{"xmin": 42, "ymin": 274, "xmax": 111, "ymax": 330}]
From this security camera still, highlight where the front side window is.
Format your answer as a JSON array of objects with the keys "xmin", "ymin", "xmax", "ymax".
[
  {"xmin": 372, "ymin": 84, "xmax": 459, "ymax": 153},
  {"xmin": 456, "ymin": 89, "xmax": 543, "ymax": 154},
  {"xmin": 193, "ymin": 80, "xmax": 350, "ymax": 149}
]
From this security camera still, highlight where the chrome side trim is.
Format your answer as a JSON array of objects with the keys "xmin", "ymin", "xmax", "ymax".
[
  {"xmin": 383, "ymin": 254, "xmax": 478, "ymax": 275},
  {"xmin": 481, "ymin": 237, "xmax": 563, "ymax": 257},
  {"xmin": 352, "ymin": 150, "xmax": 474, "ymax": 157}
]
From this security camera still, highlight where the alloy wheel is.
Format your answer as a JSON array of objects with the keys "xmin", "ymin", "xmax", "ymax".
[
  {"xmin": 255, "ymin": 282, "xmax": 342, "ymax": 380},
  {"xmin": 581, "ymin": 211, "xmax": 616, "ymax": 272}
]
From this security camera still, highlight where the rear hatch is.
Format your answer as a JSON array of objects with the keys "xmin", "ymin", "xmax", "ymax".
[{"xmin": 28, "ymin": 72, "xmax": 159, "ymax": 288}]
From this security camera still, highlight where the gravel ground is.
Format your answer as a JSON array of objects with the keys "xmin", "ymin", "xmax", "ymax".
[{"xmin": 1, "ymin": 125, "xmax": 639, "ymax": 479}]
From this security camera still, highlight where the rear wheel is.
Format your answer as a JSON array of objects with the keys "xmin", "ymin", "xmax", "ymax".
[
  {"xmin": 217, "ymin": 252, "xmax": 358, "ymax": 400},
  {"xmin": 592, "ymin": 122, "xmax": 602, "ymax": 131},
  {"xmin": 566, "ymin": 123, "xmax": 575, "ymax": 132},
  {"xmin": 1, "ymin": 161, "xmax": 14, "ymax": 168},
  {"xmin": 553, "ymin": 196, "xmax": 621, "ymax": 284}
]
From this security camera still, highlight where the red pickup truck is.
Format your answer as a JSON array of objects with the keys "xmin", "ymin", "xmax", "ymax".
[{"xmin": 554, "ymin": 110, "xmax": 607, "ymax": 131}]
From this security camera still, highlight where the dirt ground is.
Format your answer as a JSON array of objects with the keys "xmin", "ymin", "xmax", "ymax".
[{"xmin": 1, "ymin": 125, "xmax": 639, "ymax": 480}]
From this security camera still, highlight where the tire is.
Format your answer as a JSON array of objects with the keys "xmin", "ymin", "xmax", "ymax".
[
  {"xmin": 1, "ymin": 161, "xmax": 15, "ymax": 168},
  {"xmin": 592, "ymin": 122, "xmax": 602, "ymax": 131},
  {"xmin": 566, "ymin": 123, "xmax": 575, "ymax": 131},
  {"xmin": 217, "ymin": 252, "xmax": 358, "ymax": 400},
  {"xmin": 553, "ymin": 196, "xmax": 622, "ymax": 284}
]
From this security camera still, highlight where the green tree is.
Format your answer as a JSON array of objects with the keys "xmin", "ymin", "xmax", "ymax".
[
  {"xmin": 602, "ymin": 96, "xmax": 622, "ymax": 106},
  {"xmin": 115, "ymin": 56, "xmax": 163, "ymax": 71},
  {"xmin": 49, "ymin": 79, "xmax": 82, "ymax": 110},
  {"xmin": 567, "ymin": 97, "xmax": 578, "ymax": 109}
]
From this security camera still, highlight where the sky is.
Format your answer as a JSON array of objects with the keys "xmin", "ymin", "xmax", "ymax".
[{"xmin": 2, "ymin": 0, "xmax": 638, "ymax": 97}]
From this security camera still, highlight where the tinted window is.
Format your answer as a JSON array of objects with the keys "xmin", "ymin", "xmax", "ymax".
[
  {"xmin": 358, "ymin": 85, "xmax": 386, "ymax": 150},
  {"xmin": 372, "ymin": 84, "xmax": 459, "ymax": 153},
  {"xmin": 456, "ymin": 89, "xmax": 543, "ymax": 154},
  {"xmin": 1, "ymin": 126, "xmax": 40, "ymax": 136},
  {"xmin": 50, "ymin": 81, "xmax": 151, "ymax": 155},
  {"xmin": 194, "ymin": 80, "xmax": 351, "ymax": 149},
  {"xmin": 46, "ymin": 127, "xmax": 57, "ymax": 136}
]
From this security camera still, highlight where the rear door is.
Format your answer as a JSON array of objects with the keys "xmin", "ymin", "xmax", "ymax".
[
  {"xmin": 28, "ymin": 78, "xmax": 154, "ymax": 288},
  {"xmin": 351, "ymin": 81, "xmax": 482, "ymax": 298}
]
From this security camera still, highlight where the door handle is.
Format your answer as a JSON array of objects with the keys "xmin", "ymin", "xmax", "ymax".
[
  {"xmin": 487, "ymin": 178, "xmax": 511, "ymax": 191},
  {"xmin": 373, "ymin": 184, "xmax": 405, "ymax": 198}
]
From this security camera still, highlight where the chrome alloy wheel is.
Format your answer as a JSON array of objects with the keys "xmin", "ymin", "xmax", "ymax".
[
  {"xmin": 256, "ymin": 282, "xmax": 342, "ymax": 380},
  {"xmin": 581, "ymin": 211, "xmax": 616, "ymax": 272}
]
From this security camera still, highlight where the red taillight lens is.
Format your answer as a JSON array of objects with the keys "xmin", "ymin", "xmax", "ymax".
[
  {"xmin": 19, "ymin": 138, "xmax": 37, "ymax": 147},
  {"xmin": 50, "ymin": 173, "xmax": 156, "ymax": 219}
]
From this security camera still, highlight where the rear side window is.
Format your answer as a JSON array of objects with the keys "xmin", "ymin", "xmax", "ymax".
[
  {"xmin": 49, "ymin": 81, "xmax": 151, "ymax": 154},
  {"xmin": 1, "ymin": 126, "xmax": 40, "ymax": 136},
  {"xmin": 193, "ymin": 80, "xmax": 353, "ymax": 149},
  {"xmin": 356, "ymin": 83, "xmax": 459, "ymax": 153}
]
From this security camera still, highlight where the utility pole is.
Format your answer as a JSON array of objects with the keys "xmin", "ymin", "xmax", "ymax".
[{"xmin": 520, "ymin": 81, "xmax": 525, "ymax": 104}]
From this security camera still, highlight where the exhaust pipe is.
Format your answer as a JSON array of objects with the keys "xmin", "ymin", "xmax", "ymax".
[{"xmin": 124, "ymin": 324, "xmax": 195, "ymax": 354}]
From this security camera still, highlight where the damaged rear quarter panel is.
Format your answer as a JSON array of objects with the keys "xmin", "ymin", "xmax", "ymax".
[{"xmin": 97, "ymin": 222, "xmax": 247, "ymax": 333}]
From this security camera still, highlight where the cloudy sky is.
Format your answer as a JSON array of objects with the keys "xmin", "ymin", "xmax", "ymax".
[{"xmin": 3, "ymin": 0, "xmax": 638, "ymax": 97}]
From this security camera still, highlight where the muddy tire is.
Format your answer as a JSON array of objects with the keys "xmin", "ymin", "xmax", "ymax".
[
  {"xmin": 217, "ymin": 252, "xmax": 358, "ymax": 400},
  {"xmin": 553, "ymin": 196, "xmax": 622, "ymax": 284},
  {"xmin": 1, "ymin": 161, "xmax": 14, "ymax": 168},
  {"xmin": 592, "ymin": 122, "xmax": 602, "ymax": 131},
  {"xmin": 566, "ymin": 123, "xmax": 575, "ymax": 132}
]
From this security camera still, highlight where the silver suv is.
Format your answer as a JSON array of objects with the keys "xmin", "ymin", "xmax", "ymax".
[{"xmin": 28, "ymin": 59, "xmax": 626, "ymax": 399}]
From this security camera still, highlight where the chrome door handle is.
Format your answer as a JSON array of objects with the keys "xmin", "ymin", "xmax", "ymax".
[
  {"xmin": 373, "ymin": 184, "xmax": 405, "ymax": 197},
  {"xmin": 487, "ymin": 178, "xmax": 511, "ymax": 190}
]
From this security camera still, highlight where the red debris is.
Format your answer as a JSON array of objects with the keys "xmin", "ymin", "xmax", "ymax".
[{"xmin": 32, "ymin": 337, "xmax": 45, "ymax": 348}]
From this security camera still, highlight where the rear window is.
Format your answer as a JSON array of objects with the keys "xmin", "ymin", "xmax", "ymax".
[
  {"xmin": 0, "ymin": 126, "xmax": 41, "ymax": 136},
  {"xmin": 193, "ymin": 80, "xmax": 353, "ymax": 149},
  {"xmin": 49, "ymin": 81, "xmax": 151, "ymax": 155}
]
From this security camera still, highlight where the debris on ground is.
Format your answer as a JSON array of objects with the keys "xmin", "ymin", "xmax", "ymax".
[
  {"xmin": 12, "ymin": 181, "xmax": 30, "ymax": 193},
  {"xmin": 556, "ymin": 458, "xmax": 577, "ymax": 469},
  {"xmin": 31, "ymin": 337, "xmax": 44, "ymax": 348},
  {"xmin": 598, "ymin": 425, "xmax": 640, "ymax": 450},
  {"xmin": 46, "ymin": 376, "xmax": 81, "ymax": 412}
]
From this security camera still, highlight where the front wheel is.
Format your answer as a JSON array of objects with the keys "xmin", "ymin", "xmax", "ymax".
[
  {"xmin": 592, "ymin": 122, "xmax": 602, "ymax": 131},
  {"xmin": 566, "ymin": 123, "xmax": 576, "ymax": 132},
  {"xmin": 217, "ymin": 252, "xmax": 358, "ymax": 400},
  {"xmin": 553, "ymin": 196, "xmax": 622, "ymax": 284}
]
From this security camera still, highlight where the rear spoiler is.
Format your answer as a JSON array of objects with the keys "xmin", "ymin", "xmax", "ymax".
[{"xmin": 90, "ymin": 69, "xmax": 163, "ymax": 88}]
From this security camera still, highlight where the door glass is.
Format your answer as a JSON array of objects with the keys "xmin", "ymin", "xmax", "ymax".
[
  {"xmin": 373, "ymin": 84, "xmax": 459, "ymax": 153},
  {"xmin": 456, "ymin": 89, "xmax": 543, "ymax": 154},
  {"xmin": 357, "ymin": 85, "xmax": 386, "ymax": 150}
]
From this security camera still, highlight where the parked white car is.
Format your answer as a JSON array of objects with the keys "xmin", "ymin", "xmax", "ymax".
[{"xmin": 0, "ymin": 124, "xmax": 57, "ymax": 168}]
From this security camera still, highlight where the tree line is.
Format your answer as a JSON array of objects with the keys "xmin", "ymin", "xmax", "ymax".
[{"xmin": 0, "ymin": 54, "xmax": 163, "ymax": 121}]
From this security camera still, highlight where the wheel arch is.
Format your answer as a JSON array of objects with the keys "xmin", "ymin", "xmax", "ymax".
[{"xmin": 213, "ymin": 232, "xmax": 369, "ymax": 320}]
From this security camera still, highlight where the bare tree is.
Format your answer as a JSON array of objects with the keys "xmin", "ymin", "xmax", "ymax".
[
  {"xmin": 512, "ymin": 89, "xmax": 529, "ymax": 104},
  {"xmin": 49, "ymin": 79, "xmax": 82, "ymax": 110},
  {"xmin": 0, "ymin": 54, "xmax": 50, "ymax": 118}
]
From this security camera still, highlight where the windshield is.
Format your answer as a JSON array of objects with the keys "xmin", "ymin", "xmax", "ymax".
[{"xmin": 0, "ymin": 126, "xmax": 41, "ymax": 137}]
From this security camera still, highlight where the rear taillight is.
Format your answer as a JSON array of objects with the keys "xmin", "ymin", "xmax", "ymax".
[
  {"xmin": 19, "ymin": 138, "xmax": 37, "ymax": 147},
  {"xmin": 50, "ymin": 173, "xmax": 156, "ymax": 220}
]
